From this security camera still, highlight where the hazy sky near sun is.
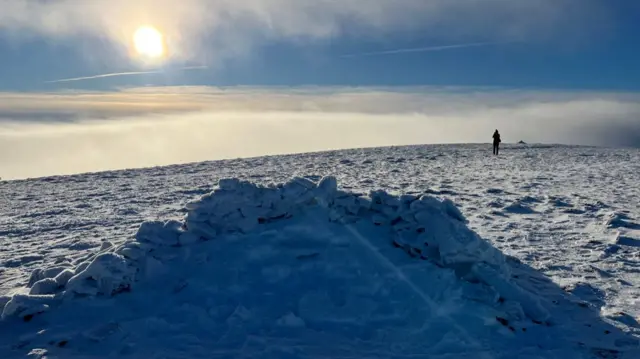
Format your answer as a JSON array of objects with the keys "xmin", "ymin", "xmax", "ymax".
[
  {"xmin": 1, "ymin": 0, "xmax": 639, "ymax": 90},
  {"xmin": 0, "ymin": 1, "xmax": 639, "ymax": 179}
]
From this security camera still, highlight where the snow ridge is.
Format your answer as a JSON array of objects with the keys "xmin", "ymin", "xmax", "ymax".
[{"xmin": 2, "ymin": 176, "xmax": 548, "ymax": 325}]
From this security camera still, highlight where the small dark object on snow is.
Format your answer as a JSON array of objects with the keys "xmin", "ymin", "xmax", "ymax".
[
  {"xmin": 496, "ymin": 317, "xmax": 509, "ymax": 326},
  {"xmin": 518, "ymin": 140, "xmax": 527, "ymax": 144},
  {"xmin": 23, "ymin": 314, "xmax": 34, "ymax": 322},
  {"xmin": 57, "ymin": 340, "xmax": 68, "ymax": 348}
]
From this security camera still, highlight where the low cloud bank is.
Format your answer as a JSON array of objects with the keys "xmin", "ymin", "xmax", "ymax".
[{"xmin": 0, "ymin": 87, "xmax": 638, "ymax": 179}]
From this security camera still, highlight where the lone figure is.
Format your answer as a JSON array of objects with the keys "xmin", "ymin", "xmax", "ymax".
[{"xmin": 492, "ymin": 129, "xmax": 501, "ymax": 155}]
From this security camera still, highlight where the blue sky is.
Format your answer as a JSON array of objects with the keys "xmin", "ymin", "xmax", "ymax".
[
  {"xmin": 0, "ymin": 0, "xmax": 638, "ymax": 91},
  {"xmin": 0, "ymin": 1, "xmax": 639, "ymax": 179}
]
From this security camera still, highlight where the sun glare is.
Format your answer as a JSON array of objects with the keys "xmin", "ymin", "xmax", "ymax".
[{"xmin": 133, "ymin": 26, "xmax": 165, "ymax": 59}]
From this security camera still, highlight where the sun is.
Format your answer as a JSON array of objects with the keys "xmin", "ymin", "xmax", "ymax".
[{"xmin": 133, "ymin": 26, "xmax": 165, "ymax": 59}]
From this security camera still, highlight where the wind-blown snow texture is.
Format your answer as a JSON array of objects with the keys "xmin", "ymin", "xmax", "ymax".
[{"xmin": 1, "ymin": 143, "xmax": 639, "ymax": 358}]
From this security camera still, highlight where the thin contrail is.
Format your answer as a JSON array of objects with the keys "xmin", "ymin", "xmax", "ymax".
[
  {"xmin": 46, "ymin": 66, "xmax": 208, "ymax": 83},
  {"xmin": 340, "ymin": 41, "xmax": 510, "ymax": 58}
]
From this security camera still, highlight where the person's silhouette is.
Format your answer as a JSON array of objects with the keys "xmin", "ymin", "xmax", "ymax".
[{"xmin": 492, "ymin": 130, "xmax": 501, "ymax": 155}]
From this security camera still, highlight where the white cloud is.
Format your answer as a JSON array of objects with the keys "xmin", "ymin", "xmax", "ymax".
[
  {"xmin": 0, "ymin": 0, "xmax": 611, "ymax": 64},
  {"xmin": 0, "ymin": 86, "xmax": 638, "ymax": 180},
  {"xmin": 2, "ymin": 85, "xmax": 638, "ymax": 117}
]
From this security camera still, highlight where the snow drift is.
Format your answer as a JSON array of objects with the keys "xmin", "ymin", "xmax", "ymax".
[{"xmin": 2, "ymin": 176, "xmax": 545, "ymax": 321}]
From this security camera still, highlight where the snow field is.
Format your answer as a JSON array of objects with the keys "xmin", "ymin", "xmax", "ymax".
[{"xmin": 1, "ymin": 174, "xmax": 638, "ymax": 358}]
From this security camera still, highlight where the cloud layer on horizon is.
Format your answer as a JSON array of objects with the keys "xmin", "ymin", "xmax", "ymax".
[
  {"xmin": 0, "ymin": 0, "xmax": 611, "ymax": 65},
  {"xmin": 2, "ymin": 85, "xmax": 639, "ymax": 119},
  {"xmin": 0, "ymin": 86, "xmax": 639, "ymax": 180}
]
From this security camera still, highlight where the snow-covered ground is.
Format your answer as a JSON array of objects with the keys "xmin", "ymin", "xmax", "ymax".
[{"xmin": 1, "ymin": 143, "xmax": 639, "ymax": 358}]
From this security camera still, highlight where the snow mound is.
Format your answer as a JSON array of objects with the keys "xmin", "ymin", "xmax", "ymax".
[
  {"xmin": 3, "ymin": 177, "xmax": 544, "ymax": 323},
  {"xmin": 1, "ymin": 294, "xmax": 57, "ymax": 321}
]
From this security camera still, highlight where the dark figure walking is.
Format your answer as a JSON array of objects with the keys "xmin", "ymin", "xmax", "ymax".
[{"xmin": 492, "ymin": 129, "xmax": 501, "ymax": 155}]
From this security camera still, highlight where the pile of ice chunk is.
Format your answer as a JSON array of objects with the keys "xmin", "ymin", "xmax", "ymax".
[{"xmin": 1, "ymin": 176, "xmax": 548, "ymax": 323}]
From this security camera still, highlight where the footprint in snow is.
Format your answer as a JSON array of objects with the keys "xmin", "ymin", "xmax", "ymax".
[
  {"xmin": 504, "ymin": 202, "xmax": 537, "ymax": 215},
  {"xmin": 486, "ymin": 188, "xmax": 504, "ymax": 194},
  {"xmin": 519, "ymin": 196, "xmax": 542, "ymax": 204},
  {"xmin": 564, "ymin": 208, "xmax": 586, "ymax": 215},
  {"xmin": 602, "ymin": 245, "xmax": 622, "ymax": 257},
  {"xmin": 547, "ymin": 198, "xmax": 573, "ymax": 208}
]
